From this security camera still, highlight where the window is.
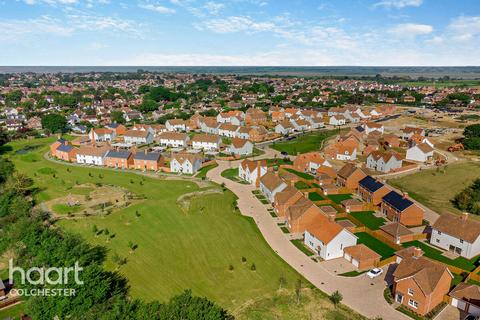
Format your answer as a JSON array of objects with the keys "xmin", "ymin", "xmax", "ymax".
[
  {"xmin": 436, "ymin": 239, "xmax": 440, "ymax": 243},
  {"xmin": 460, "ymin": 239, "xmax": 464, "ymax": 244},
  {"xmin": 408, "ymin": 299, "xmax": 418, "ymax": 309},
  {"xmin": 438, "ymin": 230, "xmax": 442, "ymax": 235},
  {"xmin": 407, "ymin": 288, "xmax": 414, "ymax": 296}
]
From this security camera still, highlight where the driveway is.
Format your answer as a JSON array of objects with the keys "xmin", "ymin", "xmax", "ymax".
[{"xmin": 207, "ymin": 160, "xmax": 409, "ymax": 319}]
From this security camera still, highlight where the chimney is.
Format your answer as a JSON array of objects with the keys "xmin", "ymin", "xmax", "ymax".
[
  {"xmin": 413, "ymin": 247, "xmax": 423, "ymax": 258},
  {"xmin": 290, "ymin": 180, "xmax": 295, "ymax": 187},
  {"xmin": 461, "ymin": 212, "xmax": 469, "ymax": 222},
  {"xmin": 274, "ymin": 171, "xmax": 279, "ymax": 177},
  {"xmin": 328, "ymin": 213, "xmax": 335, "ymax": 222},
  {"xmin": 403, "ymin": 192, "xmax": 408, "ymax": 199}
]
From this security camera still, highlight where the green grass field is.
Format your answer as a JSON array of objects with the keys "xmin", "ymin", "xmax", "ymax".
[
  {"xmin": 402, "ymin": 240, "xmax": 480, "ymax": 271},
  {"xmin": 355, "ymin": 232, "xmax": 396, "ymax": 259},
  {"xmin": 290, "ymin": 240, "xmax": 314, "ymax": 257},
  {"xmin": 398, "ymin": 80, "xmax": 480, "ymax": 88},
  {"xmin": 195, "ymin": 163, "xmax": 218, "ymax": 179},
  {"xmin": 4, "ymin": 138, "xmax": 302, "ymax": 311},
  {"xmin": 308, "ymin": 192, "xmax": 324, "ymax": 201},
  {"xmin": 388, "ymin": 162, "xmax": 480, "ymax": 215},
  {"xmin": 0, "ymin": 303, "xmax": 24, "ymax": 320},
  {"xmin": 283, "ymin": 168, "xmax": 315, "ymax": 180},
  {"xmin": 271, "ymin": 130, "xmax": 338, "ymax": 155},
  {"xmin": 327, "ymin": 194, "xmax": 352, "ymax": 204},
  {"xmin": 350, "ymin": 211, "xmax": 386, "ymax": 230}
]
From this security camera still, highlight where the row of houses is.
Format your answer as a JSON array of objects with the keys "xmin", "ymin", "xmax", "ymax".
[{"xmin": 50, "ymin": 138, "xmax": 207, "ymax": 174}]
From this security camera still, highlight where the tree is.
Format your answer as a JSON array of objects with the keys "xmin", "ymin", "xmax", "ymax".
[
  {"xmin": 41, "ymin": 113, "xmax": 68, "ymax": 134},
  {"xmin": 110, "ymin": 110, "xmax": 126, "ymax": 124},
  {"xmin": 138, "ymin": 99, "xmax": 158, "ymax": 113},
  {"xmin": 330, "ymin": 290, "xmax": 343, "ymax": 308},
  {"xmin": 0, "ymin": 158, "xmax": 14, "ymax": 184}
]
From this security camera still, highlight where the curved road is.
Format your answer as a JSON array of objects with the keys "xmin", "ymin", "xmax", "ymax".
[{"xmin": 207, "ymin": 159, "xmax": 408, "ymax": 320}]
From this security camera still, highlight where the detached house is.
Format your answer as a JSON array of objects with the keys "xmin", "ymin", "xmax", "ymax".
[
  {"xmin": 366, "ymin": 151, "xmax": 403, "ymax": 173},
  {"xmin": 364, "ymin": 122, "xmax": 384, "ymax": 134},
  {"xmin": 274, "ymin": 186, "xmax": 304, "ymax": 218},
  {"xmin": 449, "ymin": 283, "xmax": 480, "ymax": 317},
  {"xmin": 238, "ymin": 159, "xmax": 267, "ymax": 185},
  {"xmin": 191, "ymin": 134, "xmax": 221, "ymax": 151},
  {"xmin": 286, "ymin": 198, "xmax": 321, "ymax": 233},
  {"xmin": 304, "ymin": 215, "xmax": 357, "ymax": 260},
  {"xmin": 227, "ymin": 138, "xmax": 253, "ymax": 156},
  {"xmin": 166, "ymin": 119, "xmax": 188, "ymax": 132},
  {"xmin": 381, "ymin": 191, "xmax": 424, "ymax": 226},
  {"xmin": 430, "ymin": 213, "xmax": 480, "ymax": 259},
  {"xmin": 89, "ymin": 128, "xmax": 116, "ymax": 142},
  {"xmin": 336, "ymin": 163, "xmax": 367, "ymax": 191},
  {"xmin": 358, "ymin": 176, "xmax": 391, "ymax": 206},
  {"xmin": 275, "ymin": 120, "xmax": 294, "ymax": 135},
  {"xmin": 329, "ymin": 115, "xmax": 346, "ymax": 126},
  {"xmin": 293, "ymin": 152, "xmax": 331, "ymax": 174},
  {"xmin": 170, "ymin": 153, "xmax": 202, "ymax": 174},
  {"xmin": 401, "ymin": 126, "xmax": 425, "ymax": 140},
  {"xmin": 159, "ymin": 132, "xmax": 188, "ymax": 148},
  {"xmin": 124, "ymin": 129, "xmax": 154, "ymax": 145},
  {"xmin": 393, "ymin": 256, "xmax": 452, "ymax": 316},
  {"xmin": 406, "ymin": 143, "xmax": 434, "ymax": 163},
  {"xmin": 259, "ymin": 171, "xmax": 288, "ymax": 202},
  {"xmin": 52, "ymin": 141, "xmax": 77, "ymax": 162}
]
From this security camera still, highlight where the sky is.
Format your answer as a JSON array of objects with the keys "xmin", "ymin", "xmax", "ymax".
[{"xmin": 0, "ymin": 0, "xmax": 479, "ymax": 66}]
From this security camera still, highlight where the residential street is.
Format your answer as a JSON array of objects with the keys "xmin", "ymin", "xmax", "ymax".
[{"xmin": 207, "ymin": 159, "xmax": 409, "ymax": 320}]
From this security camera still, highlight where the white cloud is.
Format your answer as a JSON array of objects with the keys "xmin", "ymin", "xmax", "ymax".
[
  {"xmin": 0, "ymin": 15, "xmax": 74, "ymax": 40},
  {"xmin": 66, "ymin": 14, "xmax": 142, "ymax": 35},
  {"xmin": 203, "ymin": 1, "xmax": 224, "ymax": 15},
  {"xmin": 196, "ymin": 16, "xmax": 275, "ymax": 33},
  {"xmin": 390, "ymin": 23, "xmax": 433, "ymax": 36},
  {"xmin": 138, "ymin": 3, "xmax": 176, "ymax": 14},
  {"xmin": 447, "ymin": 16, "xmax": 480, "ymax": 42},
  {"xmin": 373, "ymin": 0, "xmax": 423, "ymax": 9}
]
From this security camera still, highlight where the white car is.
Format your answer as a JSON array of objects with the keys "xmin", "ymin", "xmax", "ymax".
[{"xmin": 366, "ymin": 268, "xmax": 383, "ymax": 279}]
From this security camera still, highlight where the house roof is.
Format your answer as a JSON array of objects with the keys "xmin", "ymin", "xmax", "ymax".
[
  {"xmin": 359, "ymin": 176, "xmax": 385, "ymax": 193},
  {"xmin": 337, "ymin": 163, "xmax": 361, "ymax": 179},
  {"xmin": 354, "ymin": 125, "xmax": 365, "ymax": 132},
  {"xmin": 77, "ymin": 145, "xmax": 110, "ymax": 157},
  {"xmin": 432, "ymin": 213, "xmax": 480, "ymax": 243},
  {"xmin": 231, "ymin": 137, "xmax": 251, "ymax": 148},
  {"xmin": 105, "ymin": 150, "xmax": 132, "ymax": 159},
  {"xmin": 382, "ymin": 191, "xmax": 414, "ymax": 212},
  {"xmin": 125, "ymin": 129, "xmax": 150, "ymax": 138},
  {"xmin": 287, "ymin": 197, "xmax": 315, "ymax": 221},
  {"xmin": 319, "ymin": 205, "xmax": 337, "ymax": 215},
  {"xmin": 191, "ymin": 133, "xmax": 220, "ymax": 143},
  {"xmin": 259, "ymin": 172, "xmax": 286, "ymax": 192},
  {"xmin": 57, "ymin": 144, "xmax": 75, "ymax": 153},
  {"xmin": 449, "ymin": 283, "xmax": 480, "ymax": 305},
  {"xmin": 341, "ymin": 198, "xmax": 363, "ymax": 207},
  {"xmin": 395, "ymin": 247, "xmax": 424, "ymax": 260},
  {"xmin": 159, "ymin": 132, "xmax": 187, "ymax": 140},
  {"xmin": 380, "ymin": 222, "xmax": 413, "ymax": 238},
  {"xmin": 393, "ymin": 256, "xmax": 452, "ymax": 296},
  {"xmin": 240, "ymin": 159, "xmax": 266, "ymax": 172},
  {"xmin": 415, "ymin": 143, "xmax": 434, "ymax": 154},
  {"xmin": 134, "ymin": 152, "xmax": 162, "ymax": 161},
  {"xmin": 306, "ymin": 215, "xmax": 347, "ymax": 245},
  {"xmin": 171, "ymin": 152, "xmax": 202, "ymax": 164},
  {"xmin": 344, "ymin": 244, "xmax": 381, "ymax": 261},
  {"xmin": 274, "ymin": 186, "xmax": 303, "ymax": 206}
]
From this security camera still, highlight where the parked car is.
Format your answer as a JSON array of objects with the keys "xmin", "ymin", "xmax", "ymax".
[
  {"xmin": 366, "ymin": 268, "xmax": 383, "ymax": 279},
  {"xmin": 281, "ymin": 151, "xmax": 288, "ymax": 156}
]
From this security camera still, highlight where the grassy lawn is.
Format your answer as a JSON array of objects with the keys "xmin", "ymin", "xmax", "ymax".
[
  {"xmin": 5, "ymin": 137, "xmax": 304, "ymax": 310},
  {"xmin": 350, "ymin": 211, "xmax": 386, "ymax": 230},
  {"xmin": 308, "ymin": 192, "xmax": 324, "ymax": 201},
  {"xmin": 0, "ymin": 303, "xmax": 24, "ymax": 320},
  {"xmin": 291, "ymin": 240, "xmax": 314, "ymax": 257},
  {"xmin": 402, "ymin": 240, "xmax": 480, "ymax": 271},
  {"xmin": 195, "ymin": 163, "xmax": 218, "ymax": 179},
  {"xmin": 271, "ymin": 130, "xmax": 338, "ymax": 155},
  {"xmin": 355, "ymin": 232, "xmax": 396, "ymax": 259},
  {"xmin": 388, "ymin": 162, "xmax": 480, "ymax": 215},
  {"xmin": 295, "ymin": 181, "xmax": 310, "ymax": 190},
  {"xmin": 266, "ymin": 158, "xmax": 293, "ymax": 167},
  {"xmin": 327, "ymin": 194, "xmax": 352, "ymax": 204},
  {"xmin": 283, "ymin": 168, "xmax": 314, "ymax": 180},
  {"xmin": 221, "ymin": 167, "xmax": 238, "ymax": 179},
  {"xmin": 339, "ymin": 270, "xmax": 367, "ymax": 277},
  {"xmin": 237, "ymin": 287, "xmax": 367, "ymax": 320},
  {"xmin": 52, "ymin": 203, "xmax": 84, "ymax": 215}
]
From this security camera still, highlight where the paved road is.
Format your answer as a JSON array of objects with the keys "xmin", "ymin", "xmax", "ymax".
[{"xmin": 207, "ymin": 160, "xmax": 408, "ymax": 320}]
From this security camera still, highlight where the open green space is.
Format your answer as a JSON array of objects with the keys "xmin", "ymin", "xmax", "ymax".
[
  {"xmin": 4, "ymin": 137, "xmax": 303, "ymax": 311},
  {"xmin": 355, "ymin": 232, "xmax": 396, "ymax": 259},
  {"xmin": 271, "ymin": 130, "xmax": 338, "ymax": 155},
  {"xmin": 350, "ymin": 211, "xmax": 386, "ymax": 230},
  {"xmin": 327, "ymin": 194, "xmax": 352, "ymax": 204},
  {"xmin": 308, "ymin": 192, "xmax": 324, "ymax": 201},
  {"xmin": 389, "ymin": 162, "xmax": 480, "ymax": 215},
  {"xmin": 0, "ymin": 303, "xmax": 25, "ymax": 320},
  {"xmin": 398, "ymin": 79, "xmax": 480, "ymax": 88},
  {"xmin": 195, "ymin": 163, "xmax": 218, "ymax": 179},
  {"xmin": 402, "ymin": 240, "xmax": 480, "ymax": 271},
  {"xmin": 52, "ymin": 203, "xmax": 84, "ymax": 215}
]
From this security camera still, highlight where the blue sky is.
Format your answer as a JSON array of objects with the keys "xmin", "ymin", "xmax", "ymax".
[{"xmin": 0, "ymin": 0, "xmax": 479, "ymax": 66}]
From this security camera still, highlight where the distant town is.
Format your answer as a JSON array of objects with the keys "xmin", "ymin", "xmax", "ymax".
[{"xmin": 1, "ymin": 71, "xmax": 480, "ymax": 320}]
